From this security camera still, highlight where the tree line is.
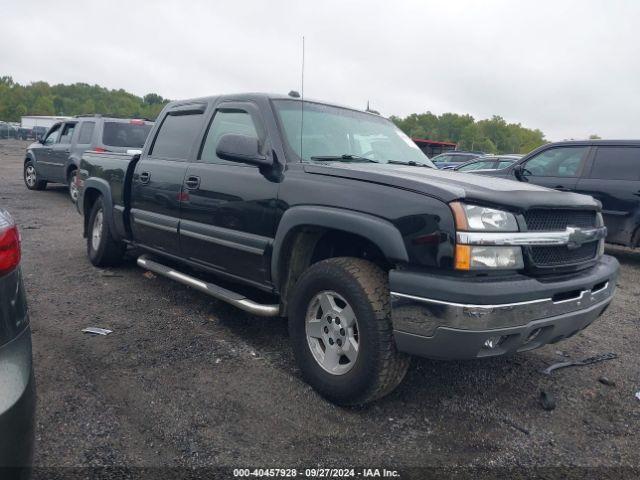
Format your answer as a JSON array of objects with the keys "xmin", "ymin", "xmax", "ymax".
[
  {"xmin": 0, "ymin": 76, "xmax": 168, "ymax": 122},
  {"xmin": 390, "ymin": 111, "xmax": 547, "ymax": 154},
  {"xmin": 1, "ymin": 76, "xmax": 565, "ymax": 154}
]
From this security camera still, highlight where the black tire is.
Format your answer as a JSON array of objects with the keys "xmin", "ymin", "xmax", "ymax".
[
  {"xmin": 289, "ymin": 257, "xmax": 410, "ymax": 405},
  {"xmin": 23, "ymin": 160, "xmax": 47, "ymax": 190},
  {"xmin": 87, "ymin": 196, "xmax": 126, "ymax": 267},
  {"xmin": 67, "ymin": 168, "xmax": 79, "ymax": 203}
]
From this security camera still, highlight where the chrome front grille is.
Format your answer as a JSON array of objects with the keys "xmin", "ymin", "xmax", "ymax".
[
  {"xmin": 524, "ymin": 209, "xmax": 599, "ymax": 268},
  {"xmin": 530, "ymin": 242, "xmax": 599, "ymax": 267}
]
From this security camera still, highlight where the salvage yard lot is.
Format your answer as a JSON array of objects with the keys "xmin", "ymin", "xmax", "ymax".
[{"xmin": 1, "ymin": 139, "xmax": 639, "ymax": 470}]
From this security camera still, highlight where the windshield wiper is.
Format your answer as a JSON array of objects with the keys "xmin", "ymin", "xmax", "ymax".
[
  {"xmin": 387, "ymin": 160, "xmax": 432, "ymax": 168},
  {"xmin": 310, "ymin": 154, "xmax": 380, "ymax": 163}
]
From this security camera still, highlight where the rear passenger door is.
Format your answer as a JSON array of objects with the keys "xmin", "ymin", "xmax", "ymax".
[
  {"xmin": 179, "ymin": 101, "xmax": 279, "ymax": 286},
  {"xmin": 130, "ymin": 104, "xmax": 207, "ymax": 256},
  {"xmin": 576, "ymin": 146, "xmax": 640, "ymax": 245},
  {"xmin": 514, "ymin": 146, "xmax": 590, "ymax": 191}
]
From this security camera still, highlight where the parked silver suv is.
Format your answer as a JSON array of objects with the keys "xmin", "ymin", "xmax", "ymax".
[{"xmin": 23, "ymin": 115, "xmax": 153, "ymax": 202}]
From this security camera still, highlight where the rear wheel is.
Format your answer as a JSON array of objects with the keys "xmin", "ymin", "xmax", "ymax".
[
  {"xmin": 68, "ymin": 168, "xmax": 79, "ymax": 203},
  {"xmin": 23, "ymin": 160, "xmax": 47, "ymax": 190},
  {"xmin": 289, "ymin": 257, "xmax": 410, "ymax": 405},
  {"xmin": 87, "ymin": 197, "xmax": 126, "ymax": 267}
]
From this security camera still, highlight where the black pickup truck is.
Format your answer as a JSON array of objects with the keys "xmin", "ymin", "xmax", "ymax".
[{"xmin": 76, "ymin": 93, "xmax": 619, "ymax": 405}]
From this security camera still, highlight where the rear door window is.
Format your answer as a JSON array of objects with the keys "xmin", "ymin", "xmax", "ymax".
[
  {"xmin": 150, "ymin": 114, "xmax": 204, "ymax": 159},
  {"xmin": 103, "ymin": 122, "xmax": 153, "ymax": 148},
  {"xmin": 77, "ymin": 122, "xmax": 95, "ymax": 144},
  {"xmin": 588, "ymin": 147, "xmax": 640, "ymax": 180}
]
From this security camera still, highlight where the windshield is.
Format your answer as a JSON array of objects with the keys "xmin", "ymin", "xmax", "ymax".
[{"xmin": 273, "ymin": 100, "xmax": 435, "ymax": 167}]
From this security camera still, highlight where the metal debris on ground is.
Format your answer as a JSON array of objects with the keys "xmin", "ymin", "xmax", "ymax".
[
  {"xmin": 636, "ymin": 391, "xmax": 640, "ymax": 402},
  {"xmin": 100, "ymin": 270, "xmax": 123, "ymax": 277},
  {"xmin": 501, "ymin": 418, "xmax": 530, "ymax": 435},
  {"xmin": 598, "ymin": 376, "xmax": 616, "ymax": 387},
  {"xmin": 142, "ymin": 271, "xmax": 156, "ymax": 279},
  {"xmin": 539, "ymin": 390, "xmax": 556, "ymax": 411},
  {"xmin": 82, "ymin": 327, "xmax": 113, "ymax": 336},
  {"xmin": 542, "ymin": 352, "xmax": 617, "ymax": 375}
]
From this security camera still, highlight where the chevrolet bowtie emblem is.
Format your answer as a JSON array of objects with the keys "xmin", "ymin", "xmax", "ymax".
[{"xmin": 566, "ymin": 226, "xmax": 595, "ymax": 250}]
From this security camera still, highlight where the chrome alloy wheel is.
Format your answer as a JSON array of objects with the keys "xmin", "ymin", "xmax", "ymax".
[
  {"xmin": 25, "ymin": 165, "xmax": 36, "ymax": 187},
  {"xmin": 69, "ymin": 171, "xmax": 79, "ymax": 202},
  {"xmin": 305, "ymin": 290, "xmax": 360, "ymax": 375},
  {"xmin": 91, "ymin": 210, "xmax": 103, "ymax": 251}
]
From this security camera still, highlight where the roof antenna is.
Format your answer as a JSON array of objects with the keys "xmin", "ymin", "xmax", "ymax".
[{"xmin": 300, "ymin": 36, "xmax": 305, "ymax": 160}]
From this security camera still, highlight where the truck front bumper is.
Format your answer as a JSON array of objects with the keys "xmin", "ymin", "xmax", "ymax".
[{"xmin": 389, "ymin": 255, "xmax": 619, "ymax": 360}]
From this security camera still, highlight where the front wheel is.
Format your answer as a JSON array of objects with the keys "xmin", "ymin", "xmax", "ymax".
[
  {"xmin": 289, "ymin": 257, "xmax": 410, "ymax": 405},
  {"xmin": 23, "ymin": 160, "xmax": 47, "ymax": 190},
  {"xmin": 87, "ymin": 197, "xmax": 126, "ymax": 267}
]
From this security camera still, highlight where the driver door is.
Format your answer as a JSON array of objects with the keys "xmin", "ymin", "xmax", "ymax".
[
  {"xmin": 32, "ymin": 123, "xmax": 62, "ymax": 179},
  {"xmin": 513, "ymin": 146, "xmax": 590, "ymax": 191}
]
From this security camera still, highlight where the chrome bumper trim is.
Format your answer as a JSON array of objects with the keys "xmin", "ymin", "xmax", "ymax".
[
  {"xmin": 390, "ymin": 280, "xmax": 615, "ymax": 335},
  {"xmin": 456, "ymin": 226, "xmax": 607, "ymax": 247}
]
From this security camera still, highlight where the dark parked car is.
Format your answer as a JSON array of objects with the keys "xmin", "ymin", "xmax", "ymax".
[
  {"xmin": 431, "ymin": 151, "xmax": 484, "ymax": 169},
  {"xmin": 23, "ymin": 115, "xmax": 153, "ymax": 202},
  {"xmin": 76, "ymin": 94, "xmax": 617, "ymax": 405},
  {"xmin": 17, "ymin": 128, "xmax": 33, "ymax": 141},
  {"xmin": 473, "ymin": 140, "xmax": 640, "ymax": 248},
  {"xmin": 453, "ymin": 155, "xmax": 521, "ymax": 172},
  {"xmin": 0, "ymin": 210, "xmax": 35, "ymax": 476},
  {"xmin": 0, "ymin": 122, "xmax": 18, "ymax": 140},
  {"xmin": 31, "ymin": 126, "xmax": 47, "ymax": 141}
]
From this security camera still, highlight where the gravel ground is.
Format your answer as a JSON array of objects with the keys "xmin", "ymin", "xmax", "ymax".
[{"xmin": 1, "ymin": 139, "xmax": 639, "ymax": 475}]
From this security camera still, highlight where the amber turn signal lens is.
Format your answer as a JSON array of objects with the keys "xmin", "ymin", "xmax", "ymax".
[
  {"xmin": 449, "ymin": 202, "xmax": 469, "ymax": 230},
  {"xmin": 454, "ymin": 244, "xmax": 471, "ymax": 270}
]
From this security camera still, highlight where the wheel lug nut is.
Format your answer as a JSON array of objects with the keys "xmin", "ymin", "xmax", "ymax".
[
  {"xmin": 336, "ymin": 339, "xmax": 342, "ymax": 347},
  {"xmin": 335, "ymin": 318, "xmax": 341, "ymax": 325},
  {"xmin": 328, "ymin": 338, "xmax": 334, "ymax": 345},
  {"xmin": 340, "ymin": 328, "xmax": 345, "ymax": 336},
  {"xmin": 324, "ymin": 326, "xmax": 329, "ymax": 334},
  {"xmin": 326, "ymin": 316, "xmax": 331, "ymax": 323}
]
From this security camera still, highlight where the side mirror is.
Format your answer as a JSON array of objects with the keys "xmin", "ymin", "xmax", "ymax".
[
  {"xmin": 216, "ymin": 134, "xmax": 272, "ymax": 167},
  {"xmin": 513, "ymin": 164, "xmax": 526, "ymax": 181}
]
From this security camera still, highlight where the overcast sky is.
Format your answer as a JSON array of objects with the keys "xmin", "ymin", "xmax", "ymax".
[{"xmin": 2, "ymin": 0, "xmax": 639, "ymax": 140}]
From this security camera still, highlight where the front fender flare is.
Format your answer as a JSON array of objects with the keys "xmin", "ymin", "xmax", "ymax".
[{"xmin": 271, "ymin": 205, "xmax": 409, "ymax": 288}]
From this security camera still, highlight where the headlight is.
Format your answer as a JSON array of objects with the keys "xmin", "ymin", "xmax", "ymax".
[
  {"xmin": 450, "ymin": 202, "xmax": 518, "ymax": 231},
  {"xmin": 455, "ymin": 245, "xmax": 524, "ymax": 270},
  {"xmin": 450, "ymin": 202, "xmax": 522, "ymax": 270}
]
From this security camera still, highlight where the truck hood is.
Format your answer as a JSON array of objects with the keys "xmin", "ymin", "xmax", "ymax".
[{"xmin": 304, "ymin": 163, "xmax": 600, "ymax": 211}]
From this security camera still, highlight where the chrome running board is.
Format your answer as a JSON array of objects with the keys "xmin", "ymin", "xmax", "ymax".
[{"xmin": 137, "ymin": 255, "xmax": 280, "ymax": 317}]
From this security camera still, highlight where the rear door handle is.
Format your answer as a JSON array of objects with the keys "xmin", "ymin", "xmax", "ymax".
[
  {"xmin": 633, "ymin": 191, "xmax": 640, "ymax": 197},
  {"xmin": 185, "ymin": 176, "xmax": 200, "ymax": 190},
  {"xmin": 139, "ymin": 171, "xmax": 151, "ymax": 184},
  {"xmin": 554, "ymin": 185, "xmax": 571, "ymax": 192}
]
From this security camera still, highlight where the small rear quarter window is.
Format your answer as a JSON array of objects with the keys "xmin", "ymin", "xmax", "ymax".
[{"xmin": 102, "ymin": 122, "xmax": 153, "ymax": 148}]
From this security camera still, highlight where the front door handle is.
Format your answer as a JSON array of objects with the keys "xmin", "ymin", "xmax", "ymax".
[
  {"xmin": 185, "ymin": 176, "xmax": 200, "ymax": 190},
  {"xmin": 139, "ymin": 171, "xmax": 151, "ymax": 184},
  {"xmin": 633, "ymin": 191, "xmax": 640, "ymax": 197}
]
